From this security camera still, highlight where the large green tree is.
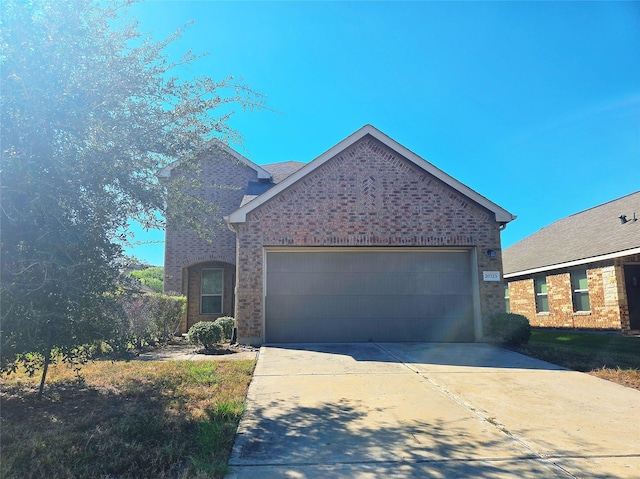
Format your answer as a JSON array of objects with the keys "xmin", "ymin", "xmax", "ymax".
[{"xmin": 0, "ymin": 0, "xmax": 262, "ymax": 396}]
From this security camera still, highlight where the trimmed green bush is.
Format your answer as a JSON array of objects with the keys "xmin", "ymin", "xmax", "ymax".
[
  {"xmin": 488, "ymin": 313, "xmax": 531, "ymax": 345},
  {"xmin": 187, "ymin": 321, "xmax": 223, "ymax": 349},
  {"xmin": 214, "ymin": 316, "xmax": 235, "ymax": 341}
]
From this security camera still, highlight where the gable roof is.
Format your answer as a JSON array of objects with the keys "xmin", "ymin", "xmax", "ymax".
[
  {"xmin": 226, "ymin": 124, "xmax": 516, "ymax": 224},
  {"xmin": 503, "ymin": 190, "xmax": 640, "ymax": 277},
  {"xmin": 158, "ymin": 141, "xmax": 272, "ymax": 180}
]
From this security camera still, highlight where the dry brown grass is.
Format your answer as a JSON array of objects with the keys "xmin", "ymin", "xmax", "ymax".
[
  {"xmin": 1, "ymin": 358, "xmax": 255, "ymax": 479},
  {"xmin": 589, "ymin": 367, "xmax": 640, "ymax": 390},
  {"xmin": 509, "ymin": 330, "xmax": 640, "ymax": 390}
]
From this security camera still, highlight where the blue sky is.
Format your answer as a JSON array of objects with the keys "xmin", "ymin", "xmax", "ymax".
[{"xmin": 127, "ymin": 0, "xmax": 639, "ymax": 266}]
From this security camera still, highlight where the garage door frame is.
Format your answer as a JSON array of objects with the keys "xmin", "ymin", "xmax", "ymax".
[{"xmin": 263, "ymin": 246, "xmax": 482, "ymax": 343}]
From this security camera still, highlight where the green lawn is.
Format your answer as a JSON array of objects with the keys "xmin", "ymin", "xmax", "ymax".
[
  {"xmin": 0, "ymin": 359, "xmax": 255, "ymax": 479},
  {"xmin": 510, "ymin": 329, "xmax": 640, "ymax": 389}
]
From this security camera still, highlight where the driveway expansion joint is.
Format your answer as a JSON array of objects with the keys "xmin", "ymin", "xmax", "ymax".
[
  {"xmin": 229, "ymin": 343, "xmax": 640, "ymax": 479},
  {"xmin": 374, "ymin": 342, "xmax": 581, "ymax": 479}
]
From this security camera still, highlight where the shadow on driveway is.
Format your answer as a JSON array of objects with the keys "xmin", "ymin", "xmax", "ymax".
[
  {"xmin": 227, "ymin": 342, "xmax": 640, "ymax": 479},
  {"xmin": 259, "ymin": 341, "xmax": 567, "ymax": 369}
]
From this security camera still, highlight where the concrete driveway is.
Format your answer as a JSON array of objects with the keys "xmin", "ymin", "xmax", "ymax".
[{"xmin": 227, "ymin": 343, "xmax": 640, "ymax": 478}]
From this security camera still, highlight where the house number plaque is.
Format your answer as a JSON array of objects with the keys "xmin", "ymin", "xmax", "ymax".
[{"xmin": 483, "ymin": 271, "xmax": 501, "ymax": 282}]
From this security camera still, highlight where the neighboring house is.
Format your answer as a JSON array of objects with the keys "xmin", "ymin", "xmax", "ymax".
[
  {"xmin": 503, "ymin": 191, "xmax": 640, "ymax": 334},
  {"xmin": 164, "ymin": 125, "xmax": 516, "ymax": 344}
]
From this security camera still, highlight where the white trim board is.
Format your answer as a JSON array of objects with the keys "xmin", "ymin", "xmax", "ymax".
[
  {"xmin": 158, "ymin": 140, "xmax": 271, "ymax": 180},
  {"xmin": 226, "ymin": 124, "xmax": 516, "ymax": 224},
  {"xmin": 504, "ymin": 247, "xmax": 640, "ymax": 278}
]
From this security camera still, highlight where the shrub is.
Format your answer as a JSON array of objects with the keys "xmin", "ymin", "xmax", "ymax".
[
  {"xmin": 214, "ymin": 317, "xmax": 235, "ymax": 341},
  {"xmin": 152, "ymin": 294, "xmax": 186, "ymax": 342},
  {"xmin": 118, "ymin": 293, "xmax": 156, "ymax": 350},
  {"xmin": 187, "ymin": 321, "xmax": 223, "ymax": 349},
  {"xmin": 116, "ymin": 292, "xmax": 186, "ymax": 350},
  {"xmin": 488, "ymin": 313, "xmax": 531, "ymax": 345}
]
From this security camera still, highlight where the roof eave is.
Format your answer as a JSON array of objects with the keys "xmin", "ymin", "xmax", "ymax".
[
  {"xmin": 227, "ymin": 125, "xmax": 515, "ymax": 224},
  {"xmin": 157, "ymin": 140, "xmax": 271, "ymax": 180},
  {"xmin": 222, "ymin": 144, "xmax": 271, "ymax": 180},
  {"xmin": 364, "ymin": 126, "xmax": 516, "ymax": 224},
  {"xmin": 504, "ymin": 246, "xmax": 640, "ymax": 278}
]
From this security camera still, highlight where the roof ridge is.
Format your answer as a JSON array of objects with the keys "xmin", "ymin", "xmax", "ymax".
[
  {"xmin": 563, "ymin": 189, "xmax": 640, "ymax": 219},
  {"xmin": 526, "ymin": 189, "xmax": 640, "ymax": 235},
  {"xmin": 503, "ymin": 189, "xmax": 640, "ymax": 275},
  {"xmin": 261, "ymin": 160, "xmax": 306, "ymax": 166}
]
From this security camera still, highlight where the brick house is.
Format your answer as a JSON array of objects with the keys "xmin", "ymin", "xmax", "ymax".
[
  {"xmin": 165, "ymin": 125, "xmax": 516, "ymax": 344},
  {"xmin": 161, "ymin": 142, "xmax": 304, "ymax": 332},
  {"xmin": 503, "ymin": 191, "xmax": 640, "ymax": 334}
]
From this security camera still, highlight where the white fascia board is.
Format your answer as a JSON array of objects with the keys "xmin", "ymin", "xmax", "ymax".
[
  {"xmin": 227, "ymin": 127, "xmax": 373, "ymax": 223},
  {"xmin": 221, "ymin": 144, "xmax": 271, "ymax": 180},
  {"xmin": 504, "ymin": 246, "xmax": 640, "ymax": 279},
  {"xmin": 156, "ymin": 141, "xmax": 271, "ymax": 180},
  {"xmin": 227, "ymin": 124, "xmax": 516, "ymax": 224},
  {"xmin": 364, "ymin": 126, "xmax": 516, "ymax": 224}
]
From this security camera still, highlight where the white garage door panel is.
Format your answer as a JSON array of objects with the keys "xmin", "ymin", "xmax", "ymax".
[{"xmin": 265, "ymin": 250, "xmax": 475, "ymax": 343}]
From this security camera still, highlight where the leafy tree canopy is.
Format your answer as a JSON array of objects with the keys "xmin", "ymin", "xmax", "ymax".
[
  {"xmin": 129, "ymin": 266, "xmax": 164, "ymax": 294},
  {"xmin": 0, "ymin": 0, "xmax": 263, "ymax": 396}
]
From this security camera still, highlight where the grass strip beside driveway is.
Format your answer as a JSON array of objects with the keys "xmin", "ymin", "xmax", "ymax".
[
  {"xmin": 509, "ymin": 330, "xmax": 640, "ymax": 390},
  {"xmin": 0, "ymin": 359, "xmax": 255, "ymax": 479}
]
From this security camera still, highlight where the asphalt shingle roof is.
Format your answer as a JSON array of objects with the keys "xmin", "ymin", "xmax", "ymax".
[
  {"xmin": 262, "ymin": 161, "xmax": 306, "ymax": 184},
  {"xmin": 503, "ymin": 191, "xmax": 640, "ymax": 276},
  {"xmin": 239, "ymin": 161, "xmax": 306, "ymax": 207}
]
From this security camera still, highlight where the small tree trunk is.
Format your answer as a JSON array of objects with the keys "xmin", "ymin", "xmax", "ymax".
[{"xmin": 37, "ymin": 349, "xmax": 51, "ymax": 400}]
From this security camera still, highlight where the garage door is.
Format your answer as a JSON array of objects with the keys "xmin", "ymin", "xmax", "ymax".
[{"xmin": 265, "ymin": 249, "xmax": 475, "ymax": 342}]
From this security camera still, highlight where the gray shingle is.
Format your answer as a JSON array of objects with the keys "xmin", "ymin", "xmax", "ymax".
[
  {"xmin": 503, "ymin": 191, "xmax": 640, "ymax": 275},
  {"xmin": 238, "ymin": 161, "xmax": 306, "ymax": 208},
  {"xmin": 261, "ymin": 161, "xmax": 305, "ymax": 184}
]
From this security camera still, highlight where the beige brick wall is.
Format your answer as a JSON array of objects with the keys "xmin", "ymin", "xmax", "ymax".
[
  {"xmin": 509, "ymin": 278, "xmax": 536, "ymax": 319},
  {"xmin": 232, "ymin": 136, "xmax": 506, "ymax": 343},
  {"xmin": 507, "ymin": 261, "xmax": 627, "ymax": 331}
]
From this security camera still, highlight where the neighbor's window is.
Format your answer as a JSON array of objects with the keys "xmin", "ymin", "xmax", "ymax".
[
  {"xmin": 571, "ymin": 269, "xmax": 590, "ymax": 312},
  {"xmin": 534, "ymin": 276, "xmax": 548, "ymax": 313},
  {"xmin": 504, "ymin": 283, "xmax": 511, "ymax": 313},
  {"xmin": 201, "ymin": 269, "xmax": 223, "ymax": 314}
]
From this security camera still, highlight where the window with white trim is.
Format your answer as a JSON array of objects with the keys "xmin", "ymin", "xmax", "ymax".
[
  {"xmin": 571, "ymin": 269, "xmax": 590, "ymax": 312},
  {"xmin": 534, "ymin": 276, "xmax": 548, "ymax": 313},
  {"xmin": 201, "ymin": 269, "xmax": 223, "ymax": 314},
  {"xmin": 504, "ymin": 283, "xmax": 510, "ymax": 313}
]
